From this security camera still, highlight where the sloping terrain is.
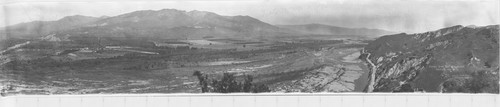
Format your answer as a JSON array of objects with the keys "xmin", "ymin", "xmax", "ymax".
[
  {"xmin": 1, "ymin": 15, "xmax": 103, "ymax": 39},
  {"xmin": 1, "ymin": 9, "xmax": 395, "ymax": 43},
  {"xmin": 271, "ymin": 48, "xmax": 368, "ymax": 92},
  {"xmin": 0, "ymin": 37, "xmax": 372, "ymax": 94},
  {"xmin": 277, "ymin": 24, "xmax": 395, "ymax": 39},
  {"xmin": 361, "ymin": 25, "xmax": 499, "ymax": 93},
  {"xmin": 66, "ymin": 9, "xmax": 298, "ymax": 39},
  {"xmin": 0, "ymin": 8, "xmax": 445, "ymax": 94},
  {"xmin": 1, "ymin": 9, "xmax": 297, "ymax": 41}
]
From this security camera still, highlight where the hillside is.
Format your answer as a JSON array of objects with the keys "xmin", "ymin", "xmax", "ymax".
[
  {"xmin": 1, "ymin": 9, "xmax": 301, "ymax": 42},
  {"xmin": 50, "ymin": 9, "xmax": 298, "ymax": 40},
  {"xmin": 277, "ymin": 24, "xmax": 395, "ymax": 39},
  {"xmin": 1, "ymin": 15, "xmax": 102, "ymax": 39},
  {"xmin": 1, "ymin": 9, "xmax": 398, "ymax": 42},
  {"xmin": 361, "ymin": 25, "xmax": 499, "ymax": 93}
]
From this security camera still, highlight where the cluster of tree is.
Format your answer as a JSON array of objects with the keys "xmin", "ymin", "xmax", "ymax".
[
  {"xmin": 6, "ymin": 57, "xmax": 61, "ymax": 71},
  {"xmin": 6, "ymin": 55, "xmax": 119, "ymax": 72},
  {"xmin": 21, "ymin": 41, "xmax": 59, "ymax": 49},
  {"xmin": 464, "ymin": 70, "xmax": 496, "ymax": 93},
  {"xmin": 274, "ymin": 39, "xmax": 343, "ymax": 51},
  {"xmin": 256, "ymin": 66, "xmax": 319, "ymax": 85},
  {"xmin": 0, "ymin": 85, "xmax": 15, "ymax": 96},
  {"xmin": 192, "ymin": 71, "xmax": 270, "ymax": 93},
  {"xmin": 0, "ymin": 38, "xmax": 29, "ymax": 50},
  {"xmin": 124, "ymin": 61, "xmax": 167, "ymax": 70}
]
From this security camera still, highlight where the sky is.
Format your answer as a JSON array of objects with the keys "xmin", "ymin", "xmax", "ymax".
[{"xmin": 1, "ymin": 0, "xmax": 499, "ymax": 33}]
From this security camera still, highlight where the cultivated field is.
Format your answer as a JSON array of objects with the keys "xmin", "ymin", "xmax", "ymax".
[{"xmin": 0, "ymin": 37, "xmax": 370, "ymax": 94}]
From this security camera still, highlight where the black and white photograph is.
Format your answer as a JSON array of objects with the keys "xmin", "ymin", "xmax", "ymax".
[{"xmin": 0, "ymin": 0, "xmax": 498, "ymax": 96}]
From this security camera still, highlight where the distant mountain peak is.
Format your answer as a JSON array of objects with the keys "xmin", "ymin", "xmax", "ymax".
[
  {"xmin": 4, "ymin": 9, "xmax": 400, "ymax": 40},
  {"xmin": 302, "ymin": 23, "xmax": 335, "ymax": 27},
  {"xmin": 187, "ymin": 10, "xmax": 219, "ymax": 17},
  {"xmin": 99, "ymin": 16, "xmax": 110, "ymax": 19},
  {"xmin": 437, "ymin": 25, "xmax": 463, "ymax": 31},
  {"xmin": 231, "ymin": 15, "xmax": 262, "ymax": 22},
  {"xmin": 411, "ymin": 25, "xmax": 465, "ymax": 39},
  {"xmin": 36, "ymin": 8, "xmax": 291, "ymax": 39},
  {"xmin": 58, "ymin": 15, "xmax": 96, "ymax": 21},
  {"xmin": 465, "ymin": 25, "xmax": 477, "ymax": 28},
  {"xmin": 114, "ymin": 9, "xmax": 220, "ymax": 19},
  {"xmin": 159, "ymin": 8, "xmax": 185, "ymax": 12}
]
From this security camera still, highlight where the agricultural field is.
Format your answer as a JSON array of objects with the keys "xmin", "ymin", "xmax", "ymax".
[{"xmin": 0, "ymin": 37, "xmax": 371, "ymax": 94}]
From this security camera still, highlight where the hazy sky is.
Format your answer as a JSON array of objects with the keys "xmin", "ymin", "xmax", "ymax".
[{"xmin": 1, "ymin": 0, "xmax": 499, "ymax": 33}]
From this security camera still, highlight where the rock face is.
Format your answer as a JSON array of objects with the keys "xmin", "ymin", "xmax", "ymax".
[
  {"xmin": 40, "ymin": 34, "xmax": 70, "ymax": 41},
  {"xmin": 361, "ymin": 25, "xmax": 499, "ymax": 93}
]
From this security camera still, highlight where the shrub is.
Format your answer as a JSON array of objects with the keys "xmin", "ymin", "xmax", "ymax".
[{"xmin": 192, "ymin": 71, "xmax": 270, "ymax": 93}]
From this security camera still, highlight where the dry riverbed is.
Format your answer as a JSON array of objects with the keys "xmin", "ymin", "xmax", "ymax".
[{"xmin": 272, "ymin": 48, "xmax": 369, "ymax": 92}]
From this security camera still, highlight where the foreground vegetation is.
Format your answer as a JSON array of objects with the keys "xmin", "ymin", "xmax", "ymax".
[{"xmin": 193, "ymin": 71, "xmax": 270, "ymax": 93}]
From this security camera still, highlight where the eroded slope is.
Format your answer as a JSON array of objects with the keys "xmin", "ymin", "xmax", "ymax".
[{"xmin": 361, "ymin": 25, "xmax": 499, "ymax": 93}]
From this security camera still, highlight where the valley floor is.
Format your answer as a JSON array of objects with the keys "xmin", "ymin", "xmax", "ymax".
[{"xmin": 0, "ymin": 39, "xmax": 370, "ymax": 94}]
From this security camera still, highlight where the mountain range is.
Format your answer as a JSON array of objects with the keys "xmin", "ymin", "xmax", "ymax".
[
  {"xmin": 0, "ymin": 8, "xmax": 497, "ymax": 94},
  {"xmin": 0, "ymin": 9, "xmax": 393, "ymax": 41},
  {"xmin": 277, "ymin": 24, "xmax": 394, "ymax": 37},
  {"xmin": 2, "ymin": 15, "xmax": 104, "ymax": 39}
]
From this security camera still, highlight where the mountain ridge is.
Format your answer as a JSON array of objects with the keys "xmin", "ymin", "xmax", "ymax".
[
  {"xmin": 361, "ymin": 24, "xmax": 499, "ymax": 93},
  {"xmin": 277, "ymin": 23, "xmax": 396, "ymax": 38},
  {"xmin": 1, "ymin": 15, "xmax": 103, "ymax": 39},
  {"xmin": 2, "ymin": 9, "xmax": 397, "ymax": 40}
]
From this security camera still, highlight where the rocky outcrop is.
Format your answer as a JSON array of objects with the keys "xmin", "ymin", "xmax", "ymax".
[
  {"xmin": 362, "ymin": 25, "xmax": 499, "ymax": 93},
  {"xmin": 40, "ymin": 34, "xmax": 70, "ymax": 41}
]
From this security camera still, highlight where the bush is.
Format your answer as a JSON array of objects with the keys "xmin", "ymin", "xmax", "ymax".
[
  {"xmin": 465, "ymin": 71, "xmax": 491, "ymax": 93},
  {"xmin": 442, "ymin": 70, "xmax": 496, "ymax": 93},
  {"xmin": 192, "ymin": 71, "xmax": 270, "ymax": 93}
]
